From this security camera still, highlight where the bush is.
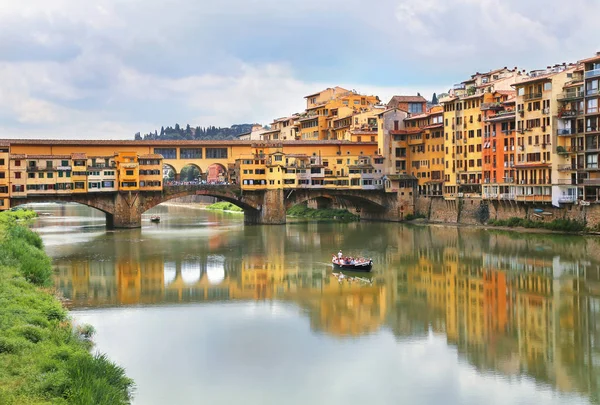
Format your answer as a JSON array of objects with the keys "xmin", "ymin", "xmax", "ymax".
[
  {"xmin": 475, "ymin": 203, "xmax": 490, "ymax": 224},
  {"xmin": 405, "ymin": 212, "xmax": 426, "ymax": 221},
  {"xmin": 205, "ymin": 201, "xmax": 243, "ymax": 212},
  {"xmin": 286, "ymin": 205, "xmax": 359, "ymax": 221},
  {"xmin": 486, "ymin": 216, "xmax": 585, "ymax": 233}
]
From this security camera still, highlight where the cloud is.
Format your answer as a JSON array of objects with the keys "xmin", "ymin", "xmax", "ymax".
[{"xmin": 0, "ymin": 0, "xmax": 598, "ymax": 139}]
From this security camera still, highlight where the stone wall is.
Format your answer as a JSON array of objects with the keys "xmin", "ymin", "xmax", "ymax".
[
  {"xmin": 415, "ymin": 196, "xmax": 432, "ymax": 217},
  {"xmin": 428, "ymin": 198, "xmax": 459, "ymax": 223}
]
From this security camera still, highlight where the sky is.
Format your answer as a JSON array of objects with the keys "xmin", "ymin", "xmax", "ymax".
[{"xmin": 1, "ymin": 0, "xmax": 599, "ymax": 140}]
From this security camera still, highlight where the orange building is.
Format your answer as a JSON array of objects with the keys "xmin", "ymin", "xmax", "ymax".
[{"xmin": 482, "ymin": 91, "xmax": 517, "ymax": 200}]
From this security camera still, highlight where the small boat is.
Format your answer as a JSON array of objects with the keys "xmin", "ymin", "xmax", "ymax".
[
  {"xmin": 332, "ymin": 255, "xmax": 373, "ymax": 272},
  {"xmin": 150, "ymin": 216, "xmax": 160, "ymax": 223}
]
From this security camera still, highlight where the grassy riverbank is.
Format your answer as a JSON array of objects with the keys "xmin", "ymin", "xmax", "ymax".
[
  {"xmin": 205, "ymin": 201, "xmax": 243, "ymax": 212},
  {"xmin": 486, "ymin": 217, "xmax": 586, "ymax": 233},
  {"xmin": 286, "ymin": 205, "xmax": 359, "ymax": 221},
  {"xmin": 0, "ymin": 211, "xmax": 134, "ymax": 404}
]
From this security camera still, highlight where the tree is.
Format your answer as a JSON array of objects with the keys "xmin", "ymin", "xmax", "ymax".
[
  {"xmin": 160, "ymin": 126, "xmax": 165, "ymax": 136},
  {"xmin": 134, "ymin": 132, "xmax": 142, "ymax": 140},
  {"xmin": 180, "ymin": 166, "xmax": 200, "ymax": 182},
  {"xmin": 431, "ymin": 93, "xmax": 438, "ymax": 105}
]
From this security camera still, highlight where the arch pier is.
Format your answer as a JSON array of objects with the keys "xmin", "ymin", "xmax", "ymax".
[{"xmin": 13, "ymin": 186, "xmax": 407, "ymax": 228}]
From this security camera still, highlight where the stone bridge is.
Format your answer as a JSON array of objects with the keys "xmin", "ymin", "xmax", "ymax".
[{"xmin": 12, "ymin": 185, "xmax": 408, "ymax": 228}]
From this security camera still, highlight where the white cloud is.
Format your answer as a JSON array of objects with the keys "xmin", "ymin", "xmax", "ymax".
[{"xmin": 0, "ymin": 0, "xmax": 598, "ymax": 139}]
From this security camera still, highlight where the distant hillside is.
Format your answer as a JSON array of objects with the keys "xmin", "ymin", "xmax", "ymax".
[{"xmin": 134, "ymin": 124, "xmax": 254, "ymax": 141}]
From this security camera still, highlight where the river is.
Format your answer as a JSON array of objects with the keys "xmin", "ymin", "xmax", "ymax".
[{"xmin": 26, "ymin": 202, "xmax": 600, "ymax": 405}]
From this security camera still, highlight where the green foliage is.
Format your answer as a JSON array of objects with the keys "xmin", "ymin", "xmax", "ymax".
[
  {"xmin": 556, "ymin": 145, "xmax": 566, "ymax": 154},
  {"xmin": 404, "ymin": 212, "xmax": 427, "ymax": 221},
  {"xmin": 180, "ymin": 165, "xmax": 201, "ymax": 182},
  {"xmin": 475, "ymin": 203, "xmax": 490, "ymax": 224},
  {"xmin": 135, "ymin": 123, "xmax": 254, "ymax": 141},
  {"xmin": 0, "ymin": 212, "xmax": 134, "ymax": 404},
  {"xmin": 206, "ymin": 201, "xmax": 243, "ymax": 212},
  {"xmin": 286, "ymin": 204, "xmax": 359, "ymax": 221},
  {"xmin": 487, "ymin": 216, "xmax": 585, "ymax": 232}
]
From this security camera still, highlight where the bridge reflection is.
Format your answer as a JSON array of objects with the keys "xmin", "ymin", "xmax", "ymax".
[{"xmin": 53, "ymin": 224, "xmax": 600, "ymax": 401}]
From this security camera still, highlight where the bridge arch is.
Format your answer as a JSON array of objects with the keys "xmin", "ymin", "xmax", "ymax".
[
  {"xmin": 286, "ymin": 189, "xmax": 388, "ymax": 213},
  {"xmin": 162, "ymin": 163, "xmax": 177, "ymax": 181},
  {"xmin": 178, "ymin": 163, "xmax": 202, "ymax": 182},
  {"xmin": 10, "ymin": 195, "xmax": 116, "ymax": 217},
  {"xmin": 206, "ymin": 163, "xmax": 228, "ymax": 183}
]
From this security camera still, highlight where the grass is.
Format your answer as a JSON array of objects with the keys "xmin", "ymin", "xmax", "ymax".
[
  {"xmin": 286, "ymin": 204, "xmax": 359, "ymax": 221},
  {"xmin": 404, "ymin": 212, "xmax": 427, "ymax": 221},
  {"xmin": 487, "ymin": 217, "xmax": 586, "ymax": 233},
  {"xmin": 0, "ymin": 210, "xmax": 134, "ymax": 404},
  {"xmin": 205, "ymin": 201, "xmax": 243, "ymax": 212}
]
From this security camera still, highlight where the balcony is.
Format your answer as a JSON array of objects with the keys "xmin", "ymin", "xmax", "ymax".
[
  {"xmin": 585, "ymin": 163, "xmax": 600, "ymax": 171},
  {"xmin": 453, "ymin": 83, "xmax": 466, "ymax": 90},
  {"xmin": 515, "ymin": 194, "xmax": 552, "ymax": 203},
  {"xmin": 480, "ymin": 102, "xmax": 503, "ymax": 111},
  {"xmin": 523, "ymin": 92, "xmax": 543, "ymax": 101},
  {"xmin": 557, "ymin": 164, "xmax": 583, "ymax": 172},
  {"xmin": 558, "ymin": 109, "xmax": 583, "ymax": 118},
  {"xmin": 557, "ymin": 128, "xmax": 577, "ymax": 136},
  {"xmin": 585, "ymin": 68, "xmax": 600, "ymax": 79},
  {"xmin": 557, "ymin": 90, "xmax": 584, "ymax": 101},
  {"xmin": 558, "ymin": 196, "xmax": 578, "ymax": 203},
  {"xmin": 583, "ymin": 179, "xmax": 600, "ymax": 186},
  {"xmin": 555, "ymin": 179, "xmax": 578, "ymax": 185},
  {"xmin": 557, "ymin": 146, "xmax": 583, "ymax": 154}
]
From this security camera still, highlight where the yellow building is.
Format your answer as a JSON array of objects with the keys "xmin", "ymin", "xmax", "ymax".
[
  {"xmin": 139, "ymin": 154, "xmax": 163, "ymax": 191},
  {"xmin": 71, "ymin": 153, "xmax": 88, "ymax": 193},
  {"xmin": 404, "ymin": 106, "xmax": 445, "ymax": 196},
  {"xmin": 115, "ymin": 152, "xmax": 140, "ymax": 191},
  {"xmin": 442, "ymin": 94, "xmax": 485, "ymax": 199},
  {"xmin": 513, "ymin": 64, "xmax": 575, "ymax": 203},
  {"xmin": 299, "ymin": 87, "xmax": 380, "ymax": 140},
  {"xmin": 0, "ymin": 145, "xmax": 9, "ymax": 209}
]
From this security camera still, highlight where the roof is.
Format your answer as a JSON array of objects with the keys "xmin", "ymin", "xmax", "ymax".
[
  {"xmin": 138, "ymin": 154, "xmax": 164, "ymax": 159},
  {"xmin": 0, "ymin": 139, "xmax": 377, "ymax": 147},
  {"xmin": 350, "ymin": 130, "xmax": 377, "ymax": 135},
  {"xmin": 386, "ymin": 174, "xmax": 417, "ymax": 181},
  {"xmin": 23, "ymin": 154, "xmax": 71, "ymax": 159},
  {"xmin": 404, "ymin": 112, "xmax": 430, "ymax": 121},
  {"xmin": 71, "ymin": 153, "xmax": 87, "ymax": 160},
  {"xmin": 579, "ymin": 53, "xmax": 600, "ymax": 64},
  {"xmin": 387, "ymin": 95, "xmax": 427, "ymax": 108},
  {"xmin": 10, "ymin": 154, "xmax": 26, "ymax": 159}
]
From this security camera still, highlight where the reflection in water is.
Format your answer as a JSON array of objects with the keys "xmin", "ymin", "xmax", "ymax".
[{"xmin": 27, "ymin": 203, "xmax": 600, "ymax": 403}]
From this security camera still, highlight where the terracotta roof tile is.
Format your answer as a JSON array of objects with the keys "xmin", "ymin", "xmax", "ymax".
[
  {"xmin": 71, "ymin": 153, "xmax": 87, "ymax": 159},
  {"xmin": 139, "ymin": 154, "xmax": 164, "ymax": 159},
  {"xmin": 24, "ymin": 155, "xmax": 71, "ymax": 159}
]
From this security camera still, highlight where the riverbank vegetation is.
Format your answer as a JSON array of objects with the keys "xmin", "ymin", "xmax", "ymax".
[
  {"xmin": 0, "ymin": 211, "xmax": 134, "ymax": 404},
  {"xmin": 205, "ymin": 201, "xmax": 243, "ymax": 212},
  {"xmin": 487, "ymin": 217, "xmax": 586, "ymax": 233},
  {"xmin": 286, "ymin": 205, "xmax": 359, "ymax": 221}
]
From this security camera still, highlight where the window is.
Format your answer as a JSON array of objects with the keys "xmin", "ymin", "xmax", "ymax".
[
  {"xmin": 205, "ymin": 148, "xmax": 227, "ymax": 159},
  {"xmin": 587, "ymin": 99, "xmax": 598, "ymax": 114},
  {"xmin": 47, "ymin": 172, "xmax": 53, "ymax": 179},
  {"xmin": 61, "ymin": 160, "xmax": 69, "ymax": 167},
  {"xmin": 15, "ymin": 172, "xmax": 21, "ymax": 179},
  {"xmin": 543, "ymin": 82, "xmax": 552, "ymax": 91},
  {"xmin": 517, "ymin": 88, "xmax": 524, "ymax": 96},
  {"xmin": 274, "ymin": 155, "xmax": 283, "ymax": 161},
  {"xmin": 38, "ymin": 173, "xmax": 44, "ymax": 179},
  {"xmin": 74, "ymin": 182, "xmax": 86, "ymax": 189},
  {"xmin": 180, "ymin": 148, "xmax": 202, "ymax": 159},
  {"xmin": 126, "ymin": 170, "xmax": 134, "ymax": 176},
  {"xmin": 154, "ymin": 148, "xmax": 177, "ymax": 159},
  {"xmin": 408, "ymin": 103, "xmax": 423, "ymax": 114}
]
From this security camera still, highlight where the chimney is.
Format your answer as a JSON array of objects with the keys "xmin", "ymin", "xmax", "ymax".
[{"xmin": 596, "ymin": 51, "xmax": 600, "ymax": 56}]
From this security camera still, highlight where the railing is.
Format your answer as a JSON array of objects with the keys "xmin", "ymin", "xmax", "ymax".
[
  {"xmin": 557, "ymin": 128, "xmax": 577, "ymax": 136},
  {"xmin": 557, "ymin": 164, "xmax": 583, "ymax": 172},
  {"xmin": 555, "ymin": 179, "xmax": 578, "ymax": 185},
  {"xmin": 557, "ymin": 90, "xmax": 584, "ymax": 100},
  {"xmin": 558, "ymin": 196, "xmax": 578, "ymax": 203},
  {"xmin": 558, "ymin": 109, "xmax": 583, "ymax": 118},
  {"xmin": 523, "ymin": 92, "xmax": 543, "ymax": 101},
  {"xmin": 585, "ymin": 68, "xmax": 600, "ymax": 79},
  {"xmin": 586, "ymin": 163, "xmax": 599, "ymax": 170},
  {"xmin": 453, "ymin": 83, "xmax": 466, "ymax": 90},
  {"xmin": 557, "ymin": 146, "xmax": 584, "ymax": 154}
]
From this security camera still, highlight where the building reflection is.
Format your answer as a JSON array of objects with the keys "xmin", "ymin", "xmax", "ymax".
[{"xmin": 53, "ymin": 223, "xmax": 600, "ymax": 402}]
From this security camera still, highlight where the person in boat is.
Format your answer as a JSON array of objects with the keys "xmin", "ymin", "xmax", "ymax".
[{"xmin": 338, "ymin": 250, "xmax": 343, "ymax": 259}]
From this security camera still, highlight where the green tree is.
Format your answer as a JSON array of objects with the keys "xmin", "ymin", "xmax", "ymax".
[{"xmin": 432, "ymin": 93, "xmax": 438, "ymax": 105}]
